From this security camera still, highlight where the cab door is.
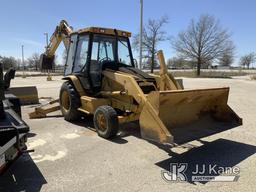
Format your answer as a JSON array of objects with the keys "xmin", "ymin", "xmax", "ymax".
[
  {"xmin": 64, "ymin": 34, "xmax": 77, "ymax": 76},
  {"xmin": 72, "ymin": 34, "xmax": 91, "ymax": 90},
  {"xmin": 89, "ymin": 34, "xmax": 115, "ymax": 93}
]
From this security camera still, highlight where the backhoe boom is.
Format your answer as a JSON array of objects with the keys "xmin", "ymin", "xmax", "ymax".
[{"xmin": 40, "ymin": 20, "xmax": 73, "ymax": 70}]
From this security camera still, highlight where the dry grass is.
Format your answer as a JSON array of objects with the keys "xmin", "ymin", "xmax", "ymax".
[
  {"xmin": 250, "ymin": 75, "xmax": 256, "ymax": 80},
  {"xmin": 166, "ymin": 70, "xmax": 248, "ymax": 78}
]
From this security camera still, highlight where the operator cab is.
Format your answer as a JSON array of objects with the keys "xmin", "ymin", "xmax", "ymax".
[{"xmin": 64, "ymin": 27, "xmax": 134, "ymax": 95}]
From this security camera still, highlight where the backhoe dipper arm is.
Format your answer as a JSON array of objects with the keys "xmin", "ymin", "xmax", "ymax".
[
  {"xmin": 46, "ymin": 20, "xmax": 73, "ymax": 56},
  {"xmin": 40, "ymin": 20, "xmax": 73, "ymax": 70}
]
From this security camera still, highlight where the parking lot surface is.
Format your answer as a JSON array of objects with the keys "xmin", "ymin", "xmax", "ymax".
[{"xmin": 0, "ymin": 76, "xmax": 255, "ymax": 192}]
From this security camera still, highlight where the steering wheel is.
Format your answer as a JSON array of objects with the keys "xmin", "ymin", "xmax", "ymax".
[{"xmin": 99, "ymin": 57, "xmax": 112, "ymax": 63}]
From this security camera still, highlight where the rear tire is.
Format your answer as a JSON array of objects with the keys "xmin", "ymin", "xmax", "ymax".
[
  {"xmin": 94, "ymin": 105, "xmax": 119, "ymax": 139},
  {"xmin": 60, "ymin": 81, "xmax": 81, "ymax": 122}
]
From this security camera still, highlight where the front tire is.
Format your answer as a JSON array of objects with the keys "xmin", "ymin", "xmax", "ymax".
[
  {"xmin": 93, "ymin": 105, "xmax": 119, "ymax": 139},
  {"xmin": 60, "ymin": 81, "xmax": 81, "ymax": 121}
]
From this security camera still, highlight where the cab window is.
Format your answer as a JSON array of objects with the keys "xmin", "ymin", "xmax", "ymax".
[
  {"xmin": 118, "ymin": 40, "xmax": 132, "ymax": 66},
  {"xmin": 74, "ymin": 35, "xmax": 89, "ymax": 73},
  {"xmin": 91, "ymin": 35, "xmax": 115, "ymax": 63},
  {"xmin": 65, "ymin": 34, "xmax": 77, "ymax": 75}
]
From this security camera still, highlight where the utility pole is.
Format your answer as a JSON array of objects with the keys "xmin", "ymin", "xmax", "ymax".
[
  {"xmin": 44, "ymin": 32, "xmax": 49, "ymax": 52},
  {"xmin": 44, "ymin": 32, "xmax": 52, "ymax": 81},
  {"xmin": 21, "ymin": 45, "xmax": 26, "ymax": 78},
  {"xmin": 139, "ymin": 0, "xmax": 143, "ymax": 70}
]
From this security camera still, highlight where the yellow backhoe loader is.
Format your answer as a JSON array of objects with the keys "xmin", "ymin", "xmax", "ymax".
[{"xmin": 30, "ymin": 20, "xmax": 242, "ymax": 146}]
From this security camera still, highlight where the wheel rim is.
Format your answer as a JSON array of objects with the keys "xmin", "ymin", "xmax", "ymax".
[
  {"xmin": 61, "ymin": 90, "xmax": 70, "ymax": 112},
  {"xmin": 96, "ymin": 112, "xmax": 107, "ymax": 131}
]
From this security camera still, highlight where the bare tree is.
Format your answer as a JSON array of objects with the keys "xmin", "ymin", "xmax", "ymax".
[
  {"xmin": 0, "ymin": 56, "xmax": 17, "ymax": 70},
  {"xmin": 218, "ymin": 49, "xmax": 235, "ymax": 67},
  {"xmin": 133, "ymin": 16, "xmax": 169, "ymax": 73},
  {"xmin": 173, "ymin": 15, "xmax": 235, "ymax": 76},
  {"xmin": 239, "ymin": 53, "xmax": 255, "ymax": 69},
  {"xmin": 27, "ymin": 53, "xmax": 40, "ymax": 71},
  {"xmin": 15, "ymin": 58, "xmax": 22, "ymax": 70}
]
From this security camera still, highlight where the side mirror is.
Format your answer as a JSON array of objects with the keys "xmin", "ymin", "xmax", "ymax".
[{"xmin": 133, "ymin": 59, "xmax": 138, "ymax": 68}]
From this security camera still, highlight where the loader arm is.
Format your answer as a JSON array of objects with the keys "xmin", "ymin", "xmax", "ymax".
[{"xmin": 157, "ymin": 50, "xmax": 182, "ymax": 90}]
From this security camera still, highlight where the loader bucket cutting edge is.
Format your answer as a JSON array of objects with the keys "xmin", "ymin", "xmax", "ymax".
[{"xmin": 139, "ymin": 87, "xmax": 242, "ymax": 146}]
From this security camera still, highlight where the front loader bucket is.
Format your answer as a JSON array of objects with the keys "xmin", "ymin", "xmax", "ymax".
[
  {"xmin": 139, "ymin": 87, "xmax": 242, "ymax": 146},
  {"xmin": 5, "ymin": 86, "xmax": 39, "ymax": 105}
]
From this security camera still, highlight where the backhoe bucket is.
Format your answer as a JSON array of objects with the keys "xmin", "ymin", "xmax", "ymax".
[
  {"xmin": 39, "ymin": 54, "xmax": 55, "ymax": 70},
  {"xmin": 139, "ymin": 87, "xmax": 242, "ymax": 146}
]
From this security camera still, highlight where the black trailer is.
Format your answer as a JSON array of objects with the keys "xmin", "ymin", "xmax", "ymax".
[{"xmin": 0, "ymin": 64, "xmax": 29, "ymax": 174}]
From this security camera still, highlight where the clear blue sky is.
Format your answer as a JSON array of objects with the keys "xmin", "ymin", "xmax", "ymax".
[{"xmin": 0, "ymin": 0, "xmax": 256, "ymax": 65}]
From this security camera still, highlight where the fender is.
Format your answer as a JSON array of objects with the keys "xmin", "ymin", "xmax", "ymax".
[{"xmin": 62, "ymin": 75, "xmax": 86, "ymax": 96}]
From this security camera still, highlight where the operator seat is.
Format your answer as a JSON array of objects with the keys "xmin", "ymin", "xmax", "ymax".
[{"xmin": 90, "ymin": 59, "xmax": 101, "ymax": 90}]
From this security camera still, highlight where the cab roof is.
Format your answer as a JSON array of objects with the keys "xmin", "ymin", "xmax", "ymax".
[{"xmin": 71, "ymin": 27, "xmax": 131, "ymax": 37}]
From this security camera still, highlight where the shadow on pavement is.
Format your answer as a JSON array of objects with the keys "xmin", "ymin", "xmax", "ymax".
[
  {"xmin": 0, "ymin": 154, "xmax": 47, "ymax": 192},
  {"xmin": 74, "ymin": 116, "xmax": 137, "ymax": 144},
  {"xmin": 155, "ymin": 139, "xmax": 256, "ymax": 184},
  {"xmin": 26, "ymin": 132, "xmax": 37, "ymax": 138}
]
